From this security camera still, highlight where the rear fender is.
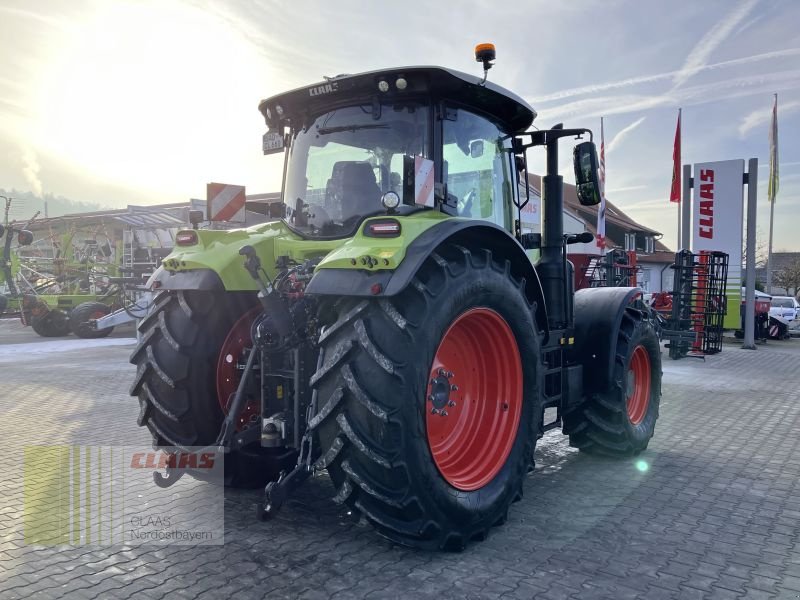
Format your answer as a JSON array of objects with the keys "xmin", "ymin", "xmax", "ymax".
[
  {"xmin": 306, "ymin": 220, "xmax": 549, "ymax": 337},
  {"xmin": 573, "ymin": 287, "xmax": 642, "ymax": 394}
]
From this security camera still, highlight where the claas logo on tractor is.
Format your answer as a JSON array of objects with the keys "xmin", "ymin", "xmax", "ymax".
[
  {"xmin": 130, "ymin": 451, "xmax": 216, "ymax": 470},
  {"xmin": 130, "ymin": 44, "xmax": 661, "ymax": 551}
]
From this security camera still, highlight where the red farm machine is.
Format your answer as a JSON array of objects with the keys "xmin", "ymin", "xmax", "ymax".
[{"xmin": 130, "ymin": 46, "xmax": 662, "ymax": 550}]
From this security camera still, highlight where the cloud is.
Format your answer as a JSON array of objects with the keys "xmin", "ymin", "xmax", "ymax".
[
  {"xmin": 0, "ymin": 5, "xmax": 67, "ymax": 28},
  {"xmin": 538, "ymin": 69, "xmax": 800, "ymax": 123},
  {"xmin": 607, "ymin": 117, "xmax": 646, "ymax": 154},
  {"xmin": 535, "ymin": 48, "xmax": 800, "ymax": 104},
  {"xmin": 733, "ymin": 11, "xmax": 764, "ymax": 37},
  {"xmin": 537, "ymin": 94, "xmax": 667, "ymax": 124},
  {"xmin": 738, "ymin": 100, "xmax": 800, "ymax": 137},
  {"xmin": 606, "ymin": 185, "xmax": 648, "ymax": 194},
  {"xmin": 671, "ymin": 0, "xmax": 760, "ymax": 88}
]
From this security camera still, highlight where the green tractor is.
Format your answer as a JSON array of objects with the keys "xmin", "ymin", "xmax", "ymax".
[
  {"xmin": 130, "ymin": 46, "xmax": 661, "ymax": 550},
  {"xmin": 0, "ymin": 222, "xmax": 34, "ymax": 317}
]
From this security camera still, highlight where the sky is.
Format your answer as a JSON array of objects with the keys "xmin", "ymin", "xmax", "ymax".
[{"xmin": 1, "ymin": 0, "xmax": 799, "ymax": 251}]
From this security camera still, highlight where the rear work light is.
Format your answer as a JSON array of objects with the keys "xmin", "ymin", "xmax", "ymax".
[
  {"xmin": 364, "ymin": 219, "xmax": 401, "ymax": 238},
  {"xmin": 175, "ymin": 230, "xmax": 198, "ymax": 246}
]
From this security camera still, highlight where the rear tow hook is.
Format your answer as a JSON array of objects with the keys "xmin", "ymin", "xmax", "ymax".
[
  {"xmin": 256, "ymin": 464, "xmax": 312, "ymax": 520},
  {"xmin": 153, "ymin": 467, "xmax": 186, "ymax": 488}
]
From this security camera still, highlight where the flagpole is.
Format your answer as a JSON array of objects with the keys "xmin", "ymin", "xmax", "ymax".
[
  {"xmin": 766, "ymin": 93, "xmax": 778, "ymax": 293},
  {"xmin": 676, "ymin": 108, "xmax": 682, "ymax": 249},
  {"xmin": 766, "ymin": 200, "xmax": 775, "ymax": 293},
  {"xmin": 600, "ymin": 117, "xmax": 606, "ymax": 256}
]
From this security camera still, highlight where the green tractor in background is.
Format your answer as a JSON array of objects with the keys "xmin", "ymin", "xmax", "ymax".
[{"xmin": 130, "ymin": 46, "xmax": 661, "ymax": 550}]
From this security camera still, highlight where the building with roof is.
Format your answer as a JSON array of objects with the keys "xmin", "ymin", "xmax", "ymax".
[
  {"xmin": 524, "ymin": 175, "xmax": 675, "ymax": 293},
  {"xmin": 16, "ymin": 181, "xmax": 675, "ymax": 292}
]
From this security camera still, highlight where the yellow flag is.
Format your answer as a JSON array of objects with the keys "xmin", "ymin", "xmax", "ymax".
[{"xmin": 768, "ymin": 94, "xmax": 779, "ymax": 203}]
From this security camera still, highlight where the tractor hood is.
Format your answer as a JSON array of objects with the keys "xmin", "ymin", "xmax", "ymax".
[
  {"xmin": 150, "ymin": 213, "xmax": 449, "ymax": 292},
  {"xmin": 258, "ymin": 66, "xmax": 536, "ymax": 135},
  {"xmin": 154, "ymin": 221, "xmax": 341, "ymax": 291}
]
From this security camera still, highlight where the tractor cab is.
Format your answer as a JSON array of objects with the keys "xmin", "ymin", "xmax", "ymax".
[{"xmin": 258, "ymin": 66, "xmax": 536, "ymax": 239}]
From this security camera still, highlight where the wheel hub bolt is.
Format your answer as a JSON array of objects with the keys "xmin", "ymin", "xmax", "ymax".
[
  {"xmin": 448, "ymin": 400, "xmax": 456, "ymax": 407},
  {"xmin": 450, "ymin": 384, "xmax": 458, "ymax": 391},
  {"xmin": 431, "ymin": 408, "xmax": 440, "ymax": 415},
  {"xmin": 440, "ymin": 410, "xmax": 448, "ymax": 417}
]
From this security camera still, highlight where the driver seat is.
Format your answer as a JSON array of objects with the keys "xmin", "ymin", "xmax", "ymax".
[{"xmin": 327, "ymin": 161, "xmax": 382, "ymax": 217}]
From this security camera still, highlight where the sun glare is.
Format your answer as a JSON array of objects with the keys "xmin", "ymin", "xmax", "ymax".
[{"xmin": 32, "ymin": 1, "xmax": 285, "ymax": 200}]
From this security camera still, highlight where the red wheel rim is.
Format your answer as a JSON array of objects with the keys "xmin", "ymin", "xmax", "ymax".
[
  {"xmin": 425, "ymin": 308, "xmax": 523, "ymax": 491},
  {"xmin": 90, "ymin": 310, "xmax": 107, "ymax": 320},
  {"xmin": 216, "ymin": 306, "xmax": 261, "ymax": 430},
  {"xmin": 626, "ymin": 345, "xmax": 651, "ymax": 425}
]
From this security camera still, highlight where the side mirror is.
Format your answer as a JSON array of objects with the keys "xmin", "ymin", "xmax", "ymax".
[
  {"xmin": 17, "ymin": 229, "xmax": 34, "ymax": 246},
  {"xmin": 573, "ymin": 141, "xmax": 603, "ymax": 206},
  {"xmin": 469, "ymin": 140, "xmax": 484, "ymax": 159}
]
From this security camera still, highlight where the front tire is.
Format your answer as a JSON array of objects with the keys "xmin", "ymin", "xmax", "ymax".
[
  {"xmin": 309, "ymin": 246, "xmax": 541, "ymax": 550},
  {"xmin": 564, "ymin": 309, "xmax": 661, "ymax": 455}
]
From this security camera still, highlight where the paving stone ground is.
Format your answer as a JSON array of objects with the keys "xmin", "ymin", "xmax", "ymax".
[{"xmin": 1, "ymin": 318, "xmax": 799, "ymax": 599}]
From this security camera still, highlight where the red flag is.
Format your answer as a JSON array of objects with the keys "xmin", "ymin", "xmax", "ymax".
[{"xmin": 670, "ymin": 109, "xmax": 681, "ymax": 203}]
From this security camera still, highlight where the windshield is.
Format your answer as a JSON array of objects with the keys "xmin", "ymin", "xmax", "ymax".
[
  {"xmin": 771, "ymin": 298, "xmax": 794, "ymax": 308},
  {"xmin": 283, "ymin": 103, "xmax": 430, "ymax": 237}
]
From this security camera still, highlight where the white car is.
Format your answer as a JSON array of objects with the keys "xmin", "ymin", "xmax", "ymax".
[{"xmin": 769, "ymin": 296, "xmax": 800, "ymax": 321}]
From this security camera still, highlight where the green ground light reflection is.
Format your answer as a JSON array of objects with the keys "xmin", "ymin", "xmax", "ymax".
[{"xmin": 636, "ymin": 460, "xmax": 649, "ymax": 472}]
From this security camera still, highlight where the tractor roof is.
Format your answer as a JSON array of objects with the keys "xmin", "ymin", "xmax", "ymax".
[{"xmin": 259, "ymin": 66, "xmax": 536, "ymax": 134}]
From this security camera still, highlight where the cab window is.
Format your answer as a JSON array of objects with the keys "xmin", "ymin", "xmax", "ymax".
[{"xmin": 442, "ymin": 108, "xmax": 514, "ymax": 230}]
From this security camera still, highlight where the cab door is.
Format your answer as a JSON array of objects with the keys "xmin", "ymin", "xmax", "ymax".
[{"xmin": 441, "ymin": 107, "xmax": 515, "ymax": 233}]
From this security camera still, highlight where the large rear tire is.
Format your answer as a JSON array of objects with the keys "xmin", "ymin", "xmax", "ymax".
[
  {"xmin": 70, "ymin": 301, "xmax": 114, "ymax": 338},
  {"xmin": 31, "ymin": 309, "xmax": 71, "ymax": 337},
  {"xmin": 563, "ymin": 309, "xmax": 661, "ymax": 456},
  {"xmin": 129, "ymin": 290, "xmax": 296, "ymax": 488},
  {"xmin": 309, "ymin": 245, "xmax": 540, "ymax": 550}
]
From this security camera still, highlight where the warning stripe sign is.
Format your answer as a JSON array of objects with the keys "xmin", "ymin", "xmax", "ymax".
[
  {"xmin": 207, "ymin": 183, "xmax": 246, "ymax": 222},
  {"xmin": 414, "ymin": 156, "xmax": 435, "ymax": 207}
]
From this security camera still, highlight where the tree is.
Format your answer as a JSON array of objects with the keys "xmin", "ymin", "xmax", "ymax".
[
  {"xmin": 774, "ymin": 258, "xmax": 800, "ymax": 297},
  {"xmin": 741, "ymin": 227, "xmax": 768, "ymax": 268}
]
